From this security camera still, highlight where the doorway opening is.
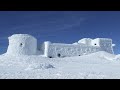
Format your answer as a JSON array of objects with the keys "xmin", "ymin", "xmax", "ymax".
[{"xmin": 57, "ymin": 53, "xmax": 61, "ymax": 57}]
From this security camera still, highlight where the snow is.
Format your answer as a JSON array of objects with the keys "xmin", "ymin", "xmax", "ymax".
[
  {"xmin": 0, "ymin": 51, "xmax": 120, "ymax": 79},
  {"xmin": 7, "ymin": 34, "xmax": 37, "ymax": 55},
  {"xmin": 78, "ymin": 38, "xmax": 92, "ymax": 45},
  {"xmin": 47, "ymin": 44, "xmax": 101, "ymax": 58},
  {"xmin": 112, "ymin": 44, "xmax": 116, "ymax": 47},
  {"xmin": 6, "ymin": 34, "xmax": 114, "ymax": 58},
  {"xmin": 44, "ymin": 41, "xmax": 51, "ymax": 57},
  {"xmin": 0, "ymin": 34, "xmax": 119, "ymax": 79},
  {"xmin": 42, "ymin": 38, "xmax": 114, "ymax": 58}
]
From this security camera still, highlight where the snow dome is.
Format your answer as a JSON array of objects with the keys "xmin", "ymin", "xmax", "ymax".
[{"xmin": 7, "ymin": 34, "xmax": 37, "ymax": 55}]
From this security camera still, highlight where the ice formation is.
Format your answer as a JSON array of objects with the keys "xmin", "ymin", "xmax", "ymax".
[{"xmin": 6, "ymin": 34, "xmax": 115, "ymax": 58}]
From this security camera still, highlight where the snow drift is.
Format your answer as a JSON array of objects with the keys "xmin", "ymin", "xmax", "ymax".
[{"xmin": 0, "ymin": 51, "xmax": 120, "ymax": 79}]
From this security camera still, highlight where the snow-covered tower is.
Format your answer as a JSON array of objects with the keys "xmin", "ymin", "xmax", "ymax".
[{"xmin": 7, "ymin": 34, "xmax": 37, "ymax": 55}]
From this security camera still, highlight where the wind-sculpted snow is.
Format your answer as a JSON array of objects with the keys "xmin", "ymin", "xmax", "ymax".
[{"xmin": 0, "ymin": 51, "xmax": 120, "ymax": 79}]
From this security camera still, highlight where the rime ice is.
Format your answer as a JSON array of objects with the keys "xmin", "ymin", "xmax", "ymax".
[
  {"xmin": 7, "ymin": 34, "xmax": 37, "ymax": 55},
  {"xmin": 0, "ymin": 34, "xmax": 120, "ymax": 79},
  {"xmin": 6, "ymin": 34, "xmax": 115, "ymax": 57}
]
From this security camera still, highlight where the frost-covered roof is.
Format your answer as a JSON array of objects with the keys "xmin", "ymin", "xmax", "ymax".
[
  {"xmin": 94, "ymin": 38, "xmax": 112, "ymax": 40},
  {"xmin": 8, "ymin": 34, "xmax": 36, "ymax": 39}
]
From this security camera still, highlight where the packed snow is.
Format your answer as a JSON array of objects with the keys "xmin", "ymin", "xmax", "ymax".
[{"xmin": 0, "ymin": 51, "xmax": 120, "ymax": 79}]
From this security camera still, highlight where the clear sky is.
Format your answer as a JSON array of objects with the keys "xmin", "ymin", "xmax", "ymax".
[{"xmin": 0, "ymin": 11, "xmax": 120, "ymax": 54}]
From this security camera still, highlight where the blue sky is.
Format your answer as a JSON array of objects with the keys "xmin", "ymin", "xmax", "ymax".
[{"xmin": 0, "ymin": 11, "xmax": 120, "ymax": 54}]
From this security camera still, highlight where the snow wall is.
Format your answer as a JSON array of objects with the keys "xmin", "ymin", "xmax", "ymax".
[
  {"xmin": 43, "ymin": 38, "xmax": 114, "ymax": 58},
  {"xmin": 7, "ymin": 34, "xmax": 37, "ymax": 55},
  {"xmin": 91, "ymin": 38, "xmax": 114, "ymax": 54},
  {"xmin": 43, "ymin": 43, "xmax": 101, "ymax": 58}
]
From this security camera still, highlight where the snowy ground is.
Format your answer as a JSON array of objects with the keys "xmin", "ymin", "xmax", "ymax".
[{"xmin": 0, "ymin": 51, "xmax": 120, "ymax": 79}]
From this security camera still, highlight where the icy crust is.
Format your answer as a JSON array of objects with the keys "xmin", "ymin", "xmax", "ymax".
[
  {"xmin": 42, "ymin": 38, "xmax": 114, "ymax": 57},
  {"xmin": 47, "ymin": 44, "xmax": 101, "ymax": 58}
]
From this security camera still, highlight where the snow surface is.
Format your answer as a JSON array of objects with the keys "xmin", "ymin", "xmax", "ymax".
[{"xmin": 0, "ymin": 51, "xmax": 120, "ymax": 79}]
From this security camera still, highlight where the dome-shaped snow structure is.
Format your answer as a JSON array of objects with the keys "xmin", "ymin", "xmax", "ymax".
[{"xmin": 7, "ymin": 34, "xmax": 37, "ymax": 55}]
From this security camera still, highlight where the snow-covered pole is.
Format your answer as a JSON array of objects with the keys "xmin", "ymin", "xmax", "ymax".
[{"xmin": 44, "ymin": 41, "xmax": 51, "ymax": 57}]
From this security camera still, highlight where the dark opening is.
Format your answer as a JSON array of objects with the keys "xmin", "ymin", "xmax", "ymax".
[
  {"xmin": 49, "ymin": 56, "xmax": 52, "ymax": 58},
  {"xmin": 79, "ymin": 55, "xmax": 81, "ymax": 56},
  {"xmin": 94, "ymin": 44, "xmax": 96, "ymax": 45},
  {"xmin": 57, "ymin": 53, "xmax": 61, "ymax": 57},
  {"xmin": 20, "ymin": 43, "xmax": 23, "ymax": 47}
]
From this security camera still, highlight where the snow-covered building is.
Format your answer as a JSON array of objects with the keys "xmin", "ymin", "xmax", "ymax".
[
  {"xmin": 6, "ymin": 34, "xmax": 115, "ymax": 58},
  {"xmin": 7, "ymin": 34, "xmax": 37, "ymax": 55}
]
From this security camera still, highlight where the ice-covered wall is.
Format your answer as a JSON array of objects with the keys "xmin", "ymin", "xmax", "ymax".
[
  {"xmin": 44, "ymin": 43, "xmax": 101, "ymax": 58},
  {"xmin": 6, "ymin": 34, "xmax": 114, "ymax": 57},
  {"xmin": 7, "ymin": 34, "xmax": 37, "ymax": 55},
  {"xmin": 99, "ymin": 38, "xmax": 114, "ymax": 54},
  {"xmin": 43, "ymin": 38, "xmax": 114, "ymax": 58},
  {"xmin": 91, "ymin": 38, "xmax": 100, "ymax": 46},
  {"xmin": 90, "ymin": 38, "xmax": 114, "ymax": 53}
]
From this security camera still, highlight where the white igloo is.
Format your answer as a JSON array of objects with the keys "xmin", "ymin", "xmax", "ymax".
[{"xmin": 7, "ymin": 34, "xmax": 37, "ymax": 55}]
